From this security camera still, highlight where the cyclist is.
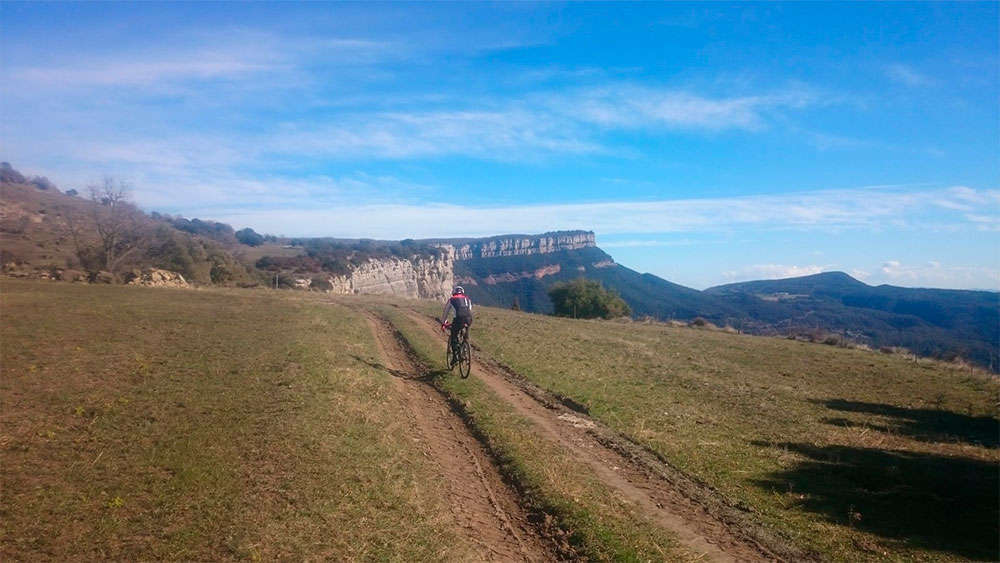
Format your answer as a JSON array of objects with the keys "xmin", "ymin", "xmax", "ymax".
[{"xmin": 440, "ymin": 286, "xmax": 473, "ymax": 353}]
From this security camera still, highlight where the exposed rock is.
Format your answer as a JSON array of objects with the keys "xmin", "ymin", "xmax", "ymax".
[
  {"xmin": 483, "ymin": 264, "xmax": 561, "ymax": 285},
  {"xmin": 124, "ymin": 268, "xmax": 189, "ymax": 288},
  {"xmin": 318, "ymin": 246, "xmax": 454, "ymax": 300},
  {"xmin": 93, "ymin": 271, "xmax": 115, "ymax": 284},
  {"xmin": 455, "ymin": 231, "xmax": 595, "ymax": 260},
  {"xmin": 57, "ymin": 269, "xmax": 87, "ymax": 282},
  {"xmin": 592, "ymin": 260, "xmax": 615, "ymax": 269}
]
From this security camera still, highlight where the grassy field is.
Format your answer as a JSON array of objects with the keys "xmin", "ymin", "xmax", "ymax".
[
  {"xmin": 5, "ymin": 280, "xmax": 996, "ymax": 561},
  {"xmin": 1, "ymin": 281, "xmax": 473, "ymax": 560},
  {"xmin": 454, "ymin": 305, "xmax": 999, "ymax": 561}
]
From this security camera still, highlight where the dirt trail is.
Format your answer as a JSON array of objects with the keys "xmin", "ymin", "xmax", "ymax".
[
  {"xmin": 362, "ymin": 313, "xmax": 550, "ymax": 562},
  {"xmin": 401, "ymin": 309, "xmax": 783, "ymax": 563}
]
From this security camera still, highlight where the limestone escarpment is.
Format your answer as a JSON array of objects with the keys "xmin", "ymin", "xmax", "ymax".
[
  {"xmin": 310, "ymin": 246, "xmax": 454, "ymax": 300},
  {"xmin": 482, "ymin": 264, "xmax": 561, "ymax": 285},
  {"xmin": 454, "ymin": 231, "xmax": 595, "ymax": 260}
]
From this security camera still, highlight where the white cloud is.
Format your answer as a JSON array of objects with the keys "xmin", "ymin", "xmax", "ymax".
[
  {"xmin": 878, "ymin": 260, "xmax": 999, "ymax": 289},
  {"xmin": 723, "ymin": 264, "xmax": 828, "ymax": 282},
  {"xmin": 14, "ymin": 59, "xmax": 271, "ymax": 87},
  {"xmin": 183, "ymin": 185, "xmax": 999, "ymax": 240},
  {"xmin": 849, "ymin": 268, "xmax": 871, "ymax": 281},
  {"xmin": 599, "ymin": 238, "xmax": 710, "ymax": 248},
  {"xmin": 6, "ymin": 31, "xmax": 392, "ymax": 89},
  {"xmin": 266, "ymin": 109, "xmax": 601, "ymax": 160},
  {"xmin": 885, "ymin": 64, "xmax": 933, "ymax": 87},
  {"xmin": 541, "ymin": 85, "xmax": 820, "ymax": 132},
  {"xmin": 5, "ymin": 83, "xmax": 828, "ymax": 170}
]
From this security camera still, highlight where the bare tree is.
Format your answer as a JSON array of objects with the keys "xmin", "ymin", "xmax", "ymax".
[
  {"xmin": 89, "ymin": 178, "xmax": 136, "ymax": 271},
  {"xmin": 61, "ymin": 177, "xmax": 146, "ymax": 279}
]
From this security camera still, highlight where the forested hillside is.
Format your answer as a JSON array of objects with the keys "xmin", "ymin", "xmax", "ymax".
[{"xmin": 454, "ymin": 243, "xmax": 998, "ymax": 369}]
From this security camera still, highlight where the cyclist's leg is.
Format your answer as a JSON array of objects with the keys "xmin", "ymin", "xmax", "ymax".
[
  {"xmin": 449, "ymin": 320, "xmax": 461, "ymax": 352},
  {"xmin": 453, "ymin": 316, "xmax": 469, "ymax": 349}
]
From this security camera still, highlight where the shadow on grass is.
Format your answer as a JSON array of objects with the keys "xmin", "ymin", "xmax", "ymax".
[
  {"xmin": 752, "ymin": 441, "xmax": 999, "ymax": 560},
  {"xmin": 351, "ymin": 355, "xmax": 447, "ymax": 382},
  {"xmin": 814, "ymin": 399, "xmax": 999, "ymax": 448}
]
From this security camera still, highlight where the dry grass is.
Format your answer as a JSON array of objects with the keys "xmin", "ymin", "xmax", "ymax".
[
  {"xmin": 456, "ymin": 305, "xmax": 999, "ymax": 561},
  {"xmin": 1, "ymin": 280, "xmax": 468, "ymax": 560}
]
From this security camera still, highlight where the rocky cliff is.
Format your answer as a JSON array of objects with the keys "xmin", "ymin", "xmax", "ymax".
[
  {"xmin": 454, "ymin": 231, "xmax": 595, "ymax": 260},
  {"xmin": 314, "ymin": 246, "xmax": 455, "ymax": 300}
]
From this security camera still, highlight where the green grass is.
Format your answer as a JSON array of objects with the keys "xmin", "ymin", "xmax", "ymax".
[
  {"xmin": 376, "ymin": 304, "xmax": 694, "ymax": 562},
  {"xmin": 458, "ymin": 306, "xmax": 999, "ymax": 561},
  {"xmin": 1, "ymin": 281, "xmax": 472, "ymax": 560}
]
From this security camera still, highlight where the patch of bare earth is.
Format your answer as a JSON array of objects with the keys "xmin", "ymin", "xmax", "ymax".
[
  {"xmin": 402, "ymin": 310, "xmax": 804, "ymax": 563},
  {"xmin": 362, "ymin": 313, "xmax": 551, "ymax": 562}
]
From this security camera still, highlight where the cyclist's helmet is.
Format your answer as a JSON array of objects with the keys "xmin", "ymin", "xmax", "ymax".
[{"xmin": 453, "ymin": 286, "xmax": 465, "ymax": 295}]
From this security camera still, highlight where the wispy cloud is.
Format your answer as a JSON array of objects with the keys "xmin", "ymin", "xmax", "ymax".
[
  {"xmin": 885, "ymin": 63, "xmax": 933, "ymax": 87},
  {"xmin": 5, "ymin": 83, "xmax": 829, "ymax": 169},
  {"xmin": 723, "ymin": 264, "xmax": 829, "ymax": 281},
  {"xmin": 880, "ymin": 260, "xmax": 999, "ymax": 289},
  {"xmin": 542, "ymin": 84, "xmax": 820, "ymax": 132},
  {"xmin": 188, "ymin": 185, "xmax": 999, "ymax": 239},
  {"xmin": 600, "ymin": 239, "xmax": 708, "ymax": 248},
  {"xmin": 6, "ymin": 31, "xmax": 392, "ymax": 89},
  {"xmin": 14, "ymin": 59, "xmax": 270, "ymax": 87}
]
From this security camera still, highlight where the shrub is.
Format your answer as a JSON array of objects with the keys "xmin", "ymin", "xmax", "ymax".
[
  {"xmin": 235, "ymin": 227, "xmax": 265, "ymax": 247},
  {"xmin": 311, "ymin": 276, "xmax": 333, "ymax": 291},
  {"xmin": 548, "ymin": 278, "xmax": 631, "ymax": 319}
]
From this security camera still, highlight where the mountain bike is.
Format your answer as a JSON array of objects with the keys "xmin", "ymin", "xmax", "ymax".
[{"xmin": 442, "ymin": 321, "xmax": 472, "ymax": 379}]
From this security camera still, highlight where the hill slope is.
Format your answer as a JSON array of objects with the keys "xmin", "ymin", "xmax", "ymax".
[
  {"xmin": 707, "ymin": 272, "xmax": 999, "ymax": 368},
  {"xmin": 449, "ymin": 233, "xmax": 997, "ymax": 368},
  {"xmin": 452, "ymin": 241, "xmax": 737, "ymax": 319}
]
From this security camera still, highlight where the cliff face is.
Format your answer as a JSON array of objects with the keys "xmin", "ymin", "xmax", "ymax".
[
  {"xmin": 320, "ymin": 246, "xmax": 455, "ymax": 300},
  {"xmin": 454, "ymin": 231, "xmax": 595, "ymax": 260}
]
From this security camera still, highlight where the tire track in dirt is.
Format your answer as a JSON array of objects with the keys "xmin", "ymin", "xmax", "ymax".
[
  {"xmin": 361, "ymin": 312, "xmax": 551, "ymax": 562},
  {"xmin": 400, "ymin": 309, "xmax": 791, "ymax": 563}
]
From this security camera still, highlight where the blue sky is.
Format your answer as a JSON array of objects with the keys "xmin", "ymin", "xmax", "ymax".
[{"xmin": 2, "ymin": 2, "xmax": 997, "ymax": 289}]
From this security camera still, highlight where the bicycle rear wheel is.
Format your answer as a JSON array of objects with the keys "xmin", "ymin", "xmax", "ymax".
[{"xmin": 459, "ymin": 331, "xmax": 472, "ymax": 379}]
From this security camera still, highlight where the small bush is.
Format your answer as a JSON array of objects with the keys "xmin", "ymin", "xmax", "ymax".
[
  {"xmin": 311, "ymin": 276, "xmax": 333, "ymax": 291},
  {"xmin": 689, "ymin": 317, "xmax": 717, "ymax": 329},
  {"xmin": 548, "ymin": 278, "xmax": 631, "ymax": 319}
]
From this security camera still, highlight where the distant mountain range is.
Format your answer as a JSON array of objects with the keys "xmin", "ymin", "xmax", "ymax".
[
  {"xmin": 449, "ymin": 232, "xmax": 998, "ymax": 370},
  {"xmin": 2, "ymin": 163, "xmax": 995, "ymax": 371}
]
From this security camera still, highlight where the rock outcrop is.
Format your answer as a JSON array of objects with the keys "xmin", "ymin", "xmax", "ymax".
[
  {"xmin": 318, "ymin": 246, "xmax": 454, "ymax": 300},
  {"xmin": 454, "ymin": 231, "xmax": 595, "ymax": 260},
  {"xmin": 482, "ymin": 264, "xmax": 561, "ymax": 285},
  {"xmin": 125, "ymin": 268, "xmax": 190, "ymax": 288}
]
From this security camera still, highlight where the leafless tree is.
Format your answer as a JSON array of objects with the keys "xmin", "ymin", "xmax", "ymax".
[
  {"xmin": 60, "ymin": 177, "xmax": 146, "ymax": 278},
  {"xmin": 88, "ymin": 177, "xmax": 145, "ymax": 274}
]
